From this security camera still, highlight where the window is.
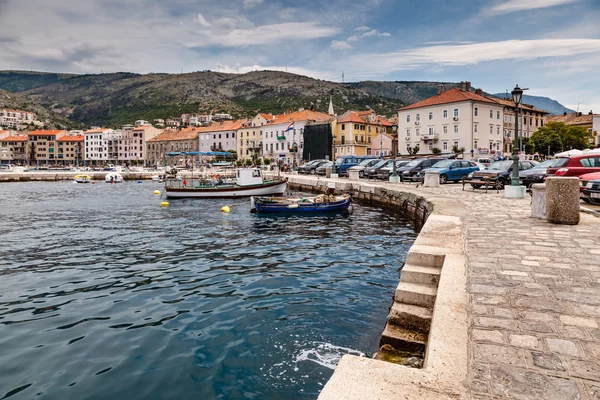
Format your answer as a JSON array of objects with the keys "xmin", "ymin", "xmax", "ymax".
[
  {"xmin": 406, "ymin": 115, "xmax": 411, "ymax": 123},
  {"xmin": 497, "ymin": 126, "xmax": 500, "ymax": 135},
  {"xmin": 454, "ymin": 125, "xmax": 458, "ymax": 134},
  {"xmin": 474, "ymin": 124, "xmax": 478, "ymax": 133},
  {"xmin": 443, "ymin": 126, "xmax": 448, "ymax": 134},
  {"xmin": 406, "ymin": 129, "xmax": 411, "ymax": 137},
  {"xmin": 454, "ymin": 141, "xmax": 459, "ymax": 148},
  {"xmin": 490, "ymin": 110, "xmax": 493, "ymax": 118},
  {"xmin": 347, "ymin": 146, "xmax": 351, "ymax": 154},
  {"xmin": 454, "ymin": 108, "xmax": 459, "ymax": 117},
  {"xmin": 341, "ymin": 124, "xmax": 345, "ymax": 130},
  {"xmin": 340, "ymin": 147, "xmax": 344, "ymax": 154},
  {"xmin": 443, "ymin": 110, "xmax": 448, "ymax": 118},
  {"xmin": 416, "ymin": 114, "xmax": 420, "ymax": 121},
  {"xmin": 428, "ymin": 142, "xmax": 433, "ymax": 150},
  {"xmin": 490, "ymin": 125, "xmax": 493, "ymax": 134},
  {"xmin": 416, "ymin": 128, "xmax": 420, "ymax": 136},
  {"xmin": 429, "ymin": 112, "xmax": 433, "ymax": 120},
  {"xmin": 428, "ymin": 127, "xmax": 434, "ymax": 135},
  {"xmin": 489, "ymin": 141, "xmax": 493, "ymax": 150},
  {"xmin": 354, "ymin": 124, "xmax": 359, "ymax": 130},
  {"xmin": 497, "ymin": 111, "xmax": 500, "ymax": 119},
  {"xmin": 443, "ymin": 142, "xmax": 448, "ymax": 150},
  {"xmin": 474, "ymin": 140, "xmax": 478, "ymax": 149}
]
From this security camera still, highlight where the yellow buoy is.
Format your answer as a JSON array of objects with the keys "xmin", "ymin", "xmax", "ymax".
[
  {"xmin": 221, "ymin": 206, "xmax": 230, "ymax": 213},
  {"xmin": 160, "ymin": 201, "xmax": 169, "ymax": 207},
  {"xmin": 153, "ymin": 190, "xmax": 160, "ymax": 195}
]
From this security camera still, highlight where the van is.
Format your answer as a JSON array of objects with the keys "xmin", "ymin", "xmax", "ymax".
[{"xmin": 334, "ymin": 155, "xmax": 377, "ymax": 176}]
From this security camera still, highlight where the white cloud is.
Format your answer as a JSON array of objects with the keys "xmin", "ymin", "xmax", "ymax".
[
  {"xmin": 189, "ymin": 22, "xmax": 339, "ymax": 48},
  {"xmin": 379, "ymin": 32, "xmax": 391, "ymax": 37},
  {"xmin": 197, "ymin": 13, "xmax": 211, "ymax": 27},
  {"xmin": 330, "ymin": 40, "xmax": 351, "ymax": 50},
  {"xmin": 487, "ymin": 0, "xmax": 577, "ymax": 15},
  {"xmin": 243, "ymin": 0, "xmax": 263, "ymax": 7},
  {"xmin": 361, "ymin": 29, "xmax": 391, "ymax": 38},
  {"xmin": 355, "ymin": 26, "xmax": 371, "ymax": 32},
  {"xmin": 347, "ymin": 35, "xmax": 359, "ymax": 42}
]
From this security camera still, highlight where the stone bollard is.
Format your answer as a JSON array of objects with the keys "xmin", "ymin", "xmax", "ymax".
[
  {"xmin": 545, "ymin": 177, "xmax": 580, "ymax": 225},
  {"xmin": 423, "ymin": 171, "xmax": 440, "ymax": 188},
  {"xmin": 348, "ymin": 169, "xmax": 360, "ymax": 180},
  {"xmin": 530, "ymin": 183, "xmax": 546, "ymax": 219},
  {"xmin": 325, "ymin": 167, "xmax": 332, "ymax": 178}
]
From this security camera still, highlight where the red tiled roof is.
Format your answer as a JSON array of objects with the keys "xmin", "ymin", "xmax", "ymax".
[
  {"xmin": 57, "ymin": 135, "xmax": 84, "ymax": 142},
  {"xmin": 270, "ymin": 110, "xmax": 333, "ymax": 125},
  {"xmin": 196, "ymin": 119, "xmax": 248, "ymax": 132},
  {"xmin": 147, "ymin": 127, "xmax": 199, "ymax": 142},
  {"xmin": 398, "ymin": 88, "xmax": 498, "ymax": 111},
  {"xmin": 337, "ymin": 112, "xmax": 366, "ymax": 124},
  {"xmin": 259, "ymin": 113, "xmax": 273, "ymax": 120},
  {"xmin": 28, "ymin": 130, "xmax": 66, "ymax": 136},
  {"xmin": 133, "ymin": 125, "xmax": 153, "ymax": 130},
  {"xmin": 547, "ymin": 113, "xmax": 594, "ymax": 126},
  {"xmin": 486, "ymin": 96, "xmax": 549, "ymax": 114},
  {"xmin": 0, "ymin": 135, "xmax": 28, "ymax": 141}
]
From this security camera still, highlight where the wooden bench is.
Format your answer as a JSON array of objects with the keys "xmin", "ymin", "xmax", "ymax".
[{"xmin": 462, "ymin": 176, "xmax": 500, "ymax": 193}]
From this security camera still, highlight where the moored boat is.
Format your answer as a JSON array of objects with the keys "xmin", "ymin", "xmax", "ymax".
[
  {"xmin": 164, "ymin": 168, "xmax": 287, "ymax": 199},
  {"xmin": 250, "ymin": 193, "xmax": 352, "ymax": 214},
  {"xmin": 74, "ymin": 174, "xmax": 91, "ymax": 184},
  {"xmin": 105, "ymin": 172, "xmax": 124, "ymax": 183}
]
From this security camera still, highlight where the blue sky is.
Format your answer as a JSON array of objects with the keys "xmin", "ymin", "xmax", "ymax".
[{"xmin": 1, "ymin": 0, "xmax": 599, "ymax": 111}]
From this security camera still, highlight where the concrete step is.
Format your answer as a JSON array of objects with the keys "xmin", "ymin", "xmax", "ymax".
[
  {"xmin": 379, "ymin": 322, "xmax": 427, "ymax": 353},
  {"xmin": 406, "ymin": 250, "xmax": 445, "ymax": 269},
  {"xmin": 395, "ymin": 281, "xmax": 437, "ymax": 308},
  {"xmin": 387, "ymin": 302, "xmax": 433, "ymax": 333},
  {"xmin": 401, "ymin": 263, "xmax": 441, "ymax": 286}
]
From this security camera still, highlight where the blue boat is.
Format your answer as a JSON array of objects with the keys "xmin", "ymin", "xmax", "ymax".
[{"xmin": 250, "ymin": 194, "xmax": 352, "ymax": 214}]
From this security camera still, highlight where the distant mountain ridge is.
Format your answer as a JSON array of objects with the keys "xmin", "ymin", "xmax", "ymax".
[{"xmin": 492, "ymin": 93, "xmax": 574, "ymax": 115}]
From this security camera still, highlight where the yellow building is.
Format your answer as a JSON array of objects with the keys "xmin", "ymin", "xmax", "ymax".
[
  {"xmin": 237, "ymin": 113, "xmax": 272, "ymax": 162},
  {"xmin": 332, "ymin": 110, "xmax": 394, "ymax": 157}
]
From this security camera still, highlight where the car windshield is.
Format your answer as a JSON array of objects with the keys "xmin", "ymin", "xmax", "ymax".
[
  {"xmin": 303, "ymin": 160, "xmax": 318, "ymax": 167},
  {"xmin": 405, "ymin": 159, "xmax": 423, "ymax": 167},
  {"xmin": 488, "ymin": 161, "xmax": 513, "ymax": 170},
  {"xmin": 334, "ymin": 158, "xmax": 348, "ymax": 165},
  {"xmin": 551, "ymin": 158, "xmax": 569, "ymax": 168},
  {"xmin": 372, "ymin": 160, "xmax": 388, "ymax": 168},
  {"xmin": 531, "ymin": 159, "xmax": 556, "ymax": 169},
  {"xmin": 431, "ymin": 160, "xmax": 453, "ymax": 168},
  {"xmin": 358, "ymin": 159, "xmax": 373, "ymax": 166}
]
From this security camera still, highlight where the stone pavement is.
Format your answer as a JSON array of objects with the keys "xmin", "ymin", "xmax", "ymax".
[{"xmin": 297, "ymin": 175, "xmax": 600, "ymax": 399}]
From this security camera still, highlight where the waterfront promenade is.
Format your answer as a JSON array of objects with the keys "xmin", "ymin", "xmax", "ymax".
[{"xmin": 285, "ymin": 174, "xmax": 600, "ymax": 400}]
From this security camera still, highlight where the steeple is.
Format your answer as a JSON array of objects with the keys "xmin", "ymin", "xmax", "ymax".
[{"xmin": 328, "ymin": 96, "xmax": 335, "ymax": 116}]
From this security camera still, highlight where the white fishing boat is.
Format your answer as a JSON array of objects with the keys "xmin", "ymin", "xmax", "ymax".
[
  {"xmin": 105, "ymin": 172, "xmax": 123, "ymax": 183},
  {"xmin": 164, "ymin": 168, "xmax": 287, "ymax": 199},
  {"xmin": 74, "ymin": 174, "xmax": 91, "ymax": 184}
]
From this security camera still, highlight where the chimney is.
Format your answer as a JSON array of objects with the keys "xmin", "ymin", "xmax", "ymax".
[
  {"xmin": 563, "ymin": 111, "xmax": 567, "ymax": 116},
  {"xmin": 475, "ymin": 88, "xmax": 483, "ymax": 96},
  {"xmin": 437, "ymin": 84, "xmax": 445, "ymax": 95},
  {"xmin": 465, "ymin": 81, "xmax": 472, "ymax": 92},
  {"xmin": 459, "ymin": 81, "xmax": 466, "ymax": 91},
  {"xmin": 589, "ymin": 110, "xmax": 593, "ymax": 115},
  {"xmin": 578, "ymin": 112, "xmax": 583, "ymax": 117}
]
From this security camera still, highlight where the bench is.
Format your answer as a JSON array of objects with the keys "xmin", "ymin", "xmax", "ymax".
[{"xmin": 462, "ymin": 176, "xmax": 500, "ymax": 193}]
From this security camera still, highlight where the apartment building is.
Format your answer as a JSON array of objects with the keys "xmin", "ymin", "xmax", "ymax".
[
  {"xmin": 197, "ymin": 120, "xmax": 245, "ymax": 153},
  {"xmin": 146, "ymin": 127, "xmax": 199, "ymax": 167},
  {"xmin": 397, "ymin": 83, "xmax": 504, "ymax": 157},
  {"xmin": 262, "ymin": 110, "xmax": 332, "ymax": 166},
  {"xmin": 331, "ymin": 110, "xmax": 394, "ymax": 157},
  {"xmin": 0, "ymin": 109, "xmax": 37, "ymax": 129},
  {"xmin": 0, "ymin": 131, "xmax": 28, "ymax": 164},
  {"xmin": 27, "ymin": 130, "xmax": 68, "ymax": 165},
  {"xmin": 237, "ymin": 113, "xmax": 272, "ymax": 162},
  {"xmin": 84, "ymin": 128, "xmax": 114, "ymax": 165},
  {"xmin": 56, "ymin": 133, "xmax": 84, "ymax": 165}
]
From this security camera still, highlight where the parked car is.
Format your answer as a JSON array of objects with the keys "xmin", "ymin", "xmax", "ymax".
[
  {"xmin": 376, "ymin": 160, "xmax": 411, "ymax": 180},
  {"xmin": 468, "ymin": 160, "xmax": 537, "ymax": 189},
  {"xmin": 518, "ymin": 159, "xmax": 560, "ymax": 188},
  {"xmin": 547, "ymin": 154, "xmax": 600, "ymax": 177},
  {"xmin": 579, "ymin": 172, "xmax": 600, "ymax": 203},
  {"xmin": 298, "ymin": 159, "xmax": 328, "ymax": 175},
  {"xmin": 315, "ymin": 161, "xmax": 333, "ymax": 176},
  {"xmin": 365, "ymin": 160, "xmax": 394, "ymax": 179},
  {"xmin": 348, "ymin": 159, "xmax": 380, "ymax": 178},
  {"xmin": 582, "ymin": 179, "xmax": 600, "ymax": 205},
  {"xmin": 398, "ymin": 158, "xmax": 445, "ymax": 182},
  {"xmin": 416, "ymin": 160, "xmax": 480, "ymax": 184},
  {"xmin": 333, "ymin": 155, "xmax": 377, "ymax": 176}
]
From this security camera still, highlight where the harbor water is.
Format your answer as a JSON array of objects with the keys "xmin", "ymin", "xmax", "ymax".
[{"xmin": 0, "ymin": 181, "xmax": 417, "ymax": 399}]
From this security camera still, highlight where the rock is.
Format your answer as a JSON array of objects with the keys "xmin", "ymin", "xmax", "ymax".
[
  {"xmin": 403, "ymin": 357, "xmax": 424, "ymax": 368},
  {"xmin": 545, "ymin": 177, "xmax": 580, "ymax": 225}
]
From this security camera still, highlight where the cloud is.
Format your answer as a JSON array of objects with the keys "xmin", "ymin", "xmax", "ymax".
[
  {"xmin": 243, "ymin": 0, "xmax": 263, "ymax": 7},
  {"xmin": 355, "ymin": 26, "xmax": 371, "ymax": 32},
  {"xmin": 361, "ymin": 29, "xmax": 391, "ymax": 38},
  {"xmin": 197, "ymin": 12, "xmax": 210, "ymax": 27},
  {"xmin": 487, "ymin": 0, "xmax": 577, "ymax": 16},
  {"xmin": 330, "ymin": 40, "xmax": 351, "ymax": 50},
  {"xmin": 188, "ymin": 22, "xmax": 339, "ymax": 48},
  {"xmin": 347, "ymin": 35, "xmax": 359, "ymax": 42}
]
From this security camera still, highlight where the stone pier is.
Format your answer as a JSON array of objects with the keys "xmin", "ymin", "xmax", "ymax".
[{"xmin": 285, "ymin": 174, "xmax": 600, "ymax": 400}]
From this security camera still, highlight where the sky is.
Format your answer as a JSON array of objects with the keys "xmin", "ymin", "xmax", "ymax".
[{"xmin": 1, "ymin": 0, "xmax": 599, "ymax": 111}]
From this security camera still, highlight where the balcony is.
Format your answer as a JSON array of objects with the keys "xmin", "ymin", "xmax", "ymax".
[
  {"xmin": 248, "ymin": 142, "xmax": 263, "ymax": 149},
  {"xmin": 420, "ymin": 134, "xmax": 439, "ymax": 142},
  {"xmin": 211, "ymin": 145, "xmax": 224, "ymax": 151},
  {"xmin": 277, "ymin": 135, "xmax": 285, "ymax": 141}
]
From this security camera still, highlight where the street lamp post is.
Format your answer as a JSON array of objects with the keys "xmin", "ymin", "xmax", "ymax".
[
  {"xmin": 390, "ymin": 125, "xmax": 399, "ymax": 183},
  {"xmin": 505, "ymin": 84, "xmax": 526, "ymax": 199},
  {"xmin": 379, "ymin": 122, "xmax": 383, "ymax": 159}
]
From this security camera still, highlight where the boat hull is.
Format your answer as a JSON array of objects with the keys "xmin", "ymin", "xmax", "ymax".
[
  {"xmin": 252, "ymin": 196, "xmax": 352, "ymax": 213},
  {"xmin": 165, "ymin": 180, "xmax": 287, "ymax": 199}
]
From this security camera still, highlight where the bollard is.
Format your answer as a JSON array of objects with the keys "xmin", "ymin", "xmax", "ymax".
[
  {"xmin": 325, "ymin": 167, "xmax": 332, "ymax": 178},
  {"xmin": 545, "ymin": 177, "xmax": 580, "ymax": 225},
  {"xmin": 530, "ymin": 183, "xmax": 546, "ymax": 219},
  {"xmin": 423, "ymin": 171, "xmax": 440, "ymax": 188},
  {"xmin": 348, "ymin": 169, "xmax": 360, "ymax": 180}
]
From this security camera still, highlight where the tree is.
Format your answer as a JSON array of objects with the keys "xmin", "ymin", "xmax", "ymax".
[
  {"xmin": 452, "ymin": 145, "xmax": 460, "ymax": 154},
  {"xmin": 244, "ymin": 158, "xmax": 252, "ymax": 166},
  {"xmin": 235, "ymin": 160, "xmax": 243, "ymax": 167},
  {"xmin": 531, "ymin": 122, "xmax": 591, "ymax": 154},
  {"xmin": 263, "ymin": 158, "xmax": 271, "ymax": 166},
  {"xmin": 431, "ymin": 147, "xmax": 441, "ymax": 155},
  {"xmin": 411, "ymin": 146, "xmax": 420, "ymax": 155}
]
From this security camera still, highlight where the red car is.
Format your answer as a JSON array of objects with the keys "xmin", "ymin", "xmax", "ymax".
[
  {"xmin": 547, "ymin": 154, "xmax": 600, "ymax": 177},
  {"xmin": 579, "ymin": 171, "xmax": 600, "ymax": 202}
]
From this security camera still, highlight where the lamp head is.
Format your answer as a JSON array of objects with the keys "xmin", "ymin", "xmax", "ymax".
[{"xmin": 511, "ymin": 85, "xmax": 523, "ymax": 106}]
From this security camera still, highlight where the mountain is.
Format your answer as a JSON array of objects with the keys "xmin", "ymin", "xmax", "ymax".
[
  {"xmin": 0, "ymin": 70, "xmax": 467, "ymax": 127},
  {"xmin": 0, "ymin": 89, "xmax": 79, "ymax": 130},
  {"xmin": 492, "ymin": 93, "xmax": 575, "ymax": 115}
]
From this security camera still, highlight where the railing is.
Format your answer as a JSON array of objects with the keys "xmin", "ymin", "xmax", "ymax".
[{"xmin": 421, "ymin": 134, "xmax": 439, "ymax": 141}]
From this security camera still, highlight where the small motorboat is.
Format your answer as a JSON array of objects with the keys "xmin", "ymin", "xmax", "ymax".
[
  {"xmin": 105, "ymin": 172, "xmax": 124, "ymax": 183},
  {"xmin": 250, "ymin": 193, "xmax": 352, "ymax": 214},
  {"xmin": 74, "ymin": 174, "xmax": 91, "ymax": 184}
]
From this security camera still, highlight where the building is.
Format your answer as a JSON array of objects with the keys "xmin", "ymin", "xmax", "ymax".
[
  {"xmin": 397, "ymin": 82, "xmax": 505, "ymax": 157},
  {"xmin": 237, "ymin": 113, "xmax": 273, "ymax": 162},
  {"xmin": 547, "ymin": 111, "xmax": 599, "ymax": 146},
  {"xmin": 0, "ymin": 109, "xmax": 37, "ymax": 129},
  {"xmin": 369, "ymin": 133, "xmax": 395, "ymax": 157},
  {"xmin": 134, "ymin": 120, "xmax": 151, "ymax": 127},
  {"xmin": 84, "ymin": 128, "xmax": 115, "ymax": 165},
  {"xmin": 119, "ymin": 125, "xmax": 162, "ymax": 165},
  {"xmin": 153, "ymin": 119, "xmax": 165, "ymax": 128},
  {"xmin": 27, "ymin": 130, "xmax": 68, "ymax": 165},
  {"xmin": 56, "ymin": 133, "xmax": 84, "ymax": 166},
  {"xmin": 166, "ymin": 119, "xmax": 181, "ymax": 128},
  {"xmin": 213, "ymin": 113, "xmax": 233, "ymax": 121},
  {"xmin": 0, "ymin": 131, "xmax": 28, "ymax": 164},
  {"xmin": 262, "ymin": 110, "xmax": 333, "ymax": 166},
  {"xmin": 146, "ymin": 127, "xmax": 199, "ymax": 167},
  {"xmin": 197, "ymin": 119, "xmax": 245, "ymax": 154},
  {"xmin": 331, "ymin": 110, "xmax": 394, "ymax": 157},
  {"xmin": 488, "ymin": 96, "xmax": 549, "ymax": 154}
]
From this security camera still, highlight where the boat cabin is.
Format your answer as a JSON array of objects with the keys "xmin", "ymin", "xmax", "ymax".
[{"xmin": 237, "ymin": 168, "xmax": 264, "ymax": 186}]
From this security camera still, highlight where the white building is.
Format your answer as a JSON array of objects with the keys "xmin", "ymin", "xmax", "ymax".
[
  {"xmin": 397, "ymin": 82, "xmax": 505, "ymax": 157},
  {"xmin": 262, "ymin": 110, "xmax": 332, "ymax": 166},
  {"xmin": 0, "ymin": 109, "xmax": 37, "ymax": 128},
  {"xmin": 594, "ymin": 114, "xmax": 600, "ymax": 146},
  {"xmin": 197, "ymin": 120, "xmax": 244, "ymax": 153},
  {"xmin": 84, "ymin": 128, "xmax": 115, "ymax": 165},
  {"xmin": 134, "ymin": 120, "xmax": 151, "ymax": 127}
]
